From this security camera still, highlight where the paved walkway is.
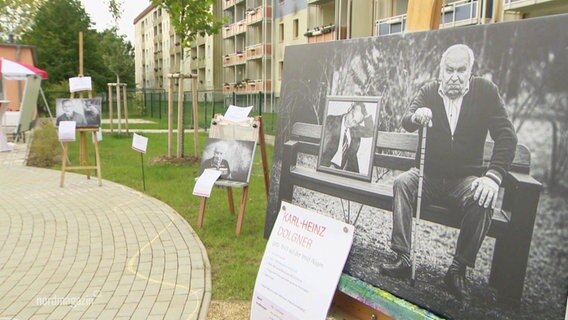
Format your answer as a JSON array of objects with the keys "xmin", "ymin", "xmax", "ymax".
[{"xmin": 0, "ymin": 143, "xmax": 211, "ymax": 320}]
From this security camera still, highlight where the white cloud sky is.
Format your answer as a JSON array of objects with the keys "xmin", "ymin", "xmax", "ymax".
[{"xmin": 79, "ymin": 0, "xmax": 151, "ymax": 43}]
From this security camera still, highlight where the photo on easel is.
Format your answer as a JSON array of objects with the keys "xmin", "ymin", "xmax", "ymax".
[
  {"xmin": 55, "ymin": 98, "xmax": 101, "ymax": 128},
  {"xmin": 198, "ymin": 138, "xmax": 256, "ymax": 183}
]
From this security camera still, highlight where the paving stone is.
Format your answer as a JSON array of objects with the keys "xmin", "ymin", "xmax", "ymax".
[{"xmin": 0, "ymin": 147, "xmax": 211, "ymax": 320}]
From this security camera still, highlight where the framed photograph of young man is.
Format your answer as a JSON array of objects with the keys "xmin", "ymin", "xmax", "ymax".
[{"xmin": 317, "ymin": 96, "xmax": 380, "ymax": 181}]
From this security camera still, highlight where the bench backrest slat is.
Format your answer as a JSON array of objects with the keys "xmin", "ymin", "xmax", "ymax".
[{"xmin": 291, "ymin": 122, "xmax": 531, "ymax": 173}]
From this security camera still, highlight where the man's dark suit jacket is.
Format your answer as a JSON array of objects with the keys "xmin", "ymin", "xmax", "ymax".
[{"xmin": 320, "ymin": 114, "xmax": 374, "ymax": 173}]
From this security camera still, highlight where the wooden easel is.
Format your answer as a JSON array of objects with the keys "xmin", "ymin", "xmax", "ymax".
[
  {"xmin": 60, "ymin": 31, "xmax": 102, "ymax": 187},
  {"xmin": 330, "ymin": 1, "xmax": 443, "ymax": 318},
  {"xmin": 196, "ymin": 115, "xmax": 270, "ymax": 235}
]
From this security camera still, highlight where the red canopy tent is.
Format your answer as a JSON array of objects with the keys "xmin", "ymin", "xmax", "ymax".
[{"xmin": 0, "ymin": 57, "xmax": 48, "ymax": 80}]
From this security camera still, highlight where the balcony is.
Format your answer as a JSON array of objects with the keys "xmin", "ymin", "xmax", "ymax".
[
  {"xmin": 440, "ymin": 0, "xmax": 489, "ymax": 28},
  {"xmin": 223, "ymin": 24, "xmax": 235, "ymax": 38},
  {"xmin": 307, "ymin": 0, "xmax": 334, "ymax": 4},
  {"xmin": 222, "ymin": 52, "xmax": 247, "ymax": 67},
  {"xmin": 223, "ymin": 54, "xmax": 234, "ymax": 67},
  {"xmin": 246, "ymin": 44, "xmax": 272, "ymax": 60},
  {"xmin": 305, "ymin": 24, "xmax": 336, "ymax": 43},
  {"xmin": 246, "ymin": 79, "xmax": 271, "ymax": 93},
  {"xmin": 503, "ymin": 0, "xmax": 563, "ymax": 11},
  {"xmin": 235, "ymin": 19, "xmax": 247, "ymax": 35},
  {"xmin": 223, "ymin": 83, "xmax": 235, "ymax": 94},
  {"xmin": 223, "ymin": 0, "xmax": 235, "ymax": 11},
  {"xmin": 223, "ymin": 20, "xmax": 247, "ymax": 38},
  {"xmin": 246, "ymin": 6, "xmax": 272, "ymax": 25},
  {"xmin": 234, "ymin": 51, "xmax": 246, "ymax": 64},
  {"xmin": 376, "ymin": 14, "xmax": 406, "ymax": 36}
]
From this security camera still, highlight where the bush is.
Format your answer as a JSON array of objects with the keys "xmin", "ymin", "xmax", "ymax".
[{"xmin": 27, "ymin": 119, "xmax": 62, "ymax": 168}]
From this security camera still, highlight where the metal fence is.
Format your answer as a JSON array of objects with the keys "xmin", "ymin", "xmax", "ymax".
[{"xmin": 38, "ymin": 88, "xmax": 279, "ymax": 135}]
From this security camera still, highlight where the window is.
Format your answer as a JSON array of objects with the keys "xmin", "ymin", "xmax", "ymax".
[
  {"xmin": 279, "ymin": 23, "xmax": 284, "ymax": 42},
  {"xmin": 293, "ymin": 19, "xmax": 299, "ymax": 39},
  {"xmin": 279, "ymin": 61, "xmax": 284, "ymax": 80}
]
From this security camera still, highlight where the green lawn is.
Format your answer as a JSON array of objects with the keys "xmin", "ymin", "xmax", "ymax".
[{"xmin": 62, "ymin": 132, "xmax": 272, "ymax": 300}]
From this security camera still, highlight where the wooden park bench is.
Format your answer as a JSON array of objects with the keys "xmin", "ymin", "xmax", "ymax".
[{"xmin": 276, "ymin": 122, "xmax": 542, "ymax": 307}]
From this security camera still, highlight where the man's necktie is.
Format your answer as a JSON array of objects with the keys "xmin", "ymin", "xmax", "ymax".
[{"xmin": 341, "ymin": 128, "xmax": 349, "ymax": 167}]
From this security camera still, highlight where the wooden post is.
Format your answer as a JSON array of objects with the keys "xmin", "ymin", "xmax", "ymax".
[
  {"xmin": 192, "ymin": 76, "xmax": 199, "ymax": 157},
  {"xmin": 79, "ymin": 32, "xmax": 83, "ymax": 76},
  {"xmin": 108, "ymin": 84, "xmax": 114, "ymax": 134},
  {"xmin": 116, "ymin": 82, "xmax": 122, "ymax": 134},
  {"xmin": 227, "ymin": 187, "xmax": 235, "ymax": 215},
  {"xmin": 60, "ymin": 142, "xmax": 69, "ymax": 187},
  {"xmin": 236, "ymin": 186, "xmax": 249, "ymax": 235},
  {"xmin": 406, "ymin": 0, "xmax": 443, "ymax": 32},
  {"xmin": 197, "ymin": 197, "xmax": 207, "ymax": 227},
  {"xmin": 168, "ymin": 76, "xmax": 174, "ymax": 157},
  {"xmin": 177, "ymin": 75, "xmax": 184, "ymax": 158},
  {"xmin": 123, "ymin": 84, "xmax": 129, "ymax": 134}
]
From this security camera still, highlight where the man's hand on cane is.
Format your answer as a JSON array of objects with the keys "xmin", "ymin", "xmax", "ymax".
[
  {"xmin": 472, "ymin": 177, "xmax": 499, "ymax": 209},
  {"xmin": 412, "ymin": 108, "xmax": 433, "ymax": 127}
]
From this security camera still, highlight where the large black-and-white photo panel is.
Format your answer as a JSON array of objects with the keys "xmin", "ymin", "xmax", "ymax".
[
  {"xmin": 55, "ymin": 98, "xmax": 102, "ymax": 128},
  {"xmin": 318, "ymin": 96, "xmax": 380, "ymax": 181},
  {"xmin": 266, "ymin": 13, "xmax": 568, "ymax": 320},
  {"xmin": 199, "ymin": 138, "xmax": 256, "ymax": 183}
]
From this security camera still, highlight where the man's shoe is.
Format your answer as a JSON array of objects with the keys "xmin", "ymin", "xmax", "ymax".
[
  {"xmin": 379, "ymin": 257, "xmax": 411, "ymax": 279},
  {"xmin": 444, "ymin": 266, "xmax": 468, "ymax": 300}
]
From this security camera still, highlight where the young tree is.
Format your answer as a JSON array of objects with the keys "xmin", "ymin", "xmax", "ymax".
[
  {"xmin": 103, "ymin": 0, "xmax": 133, "ymax": 86},
  {"xmin": 0, "ymin": 0, "xmax": 45, "ymax": 42},
  {"xmin": 152, "ymin": 0, "xmax": 226, "ymax": 158},
  {"xmin": 152, "ymin": 0, "xmax": 225, "ymax": 50}
]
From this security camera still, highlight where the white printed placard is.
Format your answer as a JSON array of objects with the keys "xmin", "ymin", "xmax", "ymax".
[
  {"xmin": 223, "ymin": 105, "xmax": 253, "ymax": 123},
  {"xmin": 131, "ymin": 133, "xmax": 148, "ymax": 153},
  {"xmin": 68, "ymin": 76, "xmax": 92, "ymax": 93},
  {"xmin": 192, "ymin": 169, "xmax": 222, "ymax": 198},
  {"xmin": 251, "ymin": 201, "xmax": 354, "ymax": 320},
  {"xmin": 92, "ymin": 128, "xmax": 103, "ymax": 143},
  {"xmin": 58, "ymin": 121, "xmax": 76, "ymax": 141}
]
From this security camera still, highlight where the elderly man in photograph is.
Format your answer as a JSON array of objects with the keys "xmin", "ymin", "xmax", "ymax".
[
  {"xmin": 320, "ymin": 101, "xmax": 374, "ymax": 173},
  {"xmin": 202, "ymin": 143, "xmax": 231, "ymax": 179},
  {"xmin": 379, "ymin": 44, "xmax": 517, "ymax": 300}
]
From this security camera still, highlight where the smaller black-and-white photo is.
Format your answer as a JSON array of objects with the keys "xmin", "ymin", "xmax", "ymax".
[
  {"xmin": 318, "ymin": 96, "xmax": 380, "ymax": 181},
  {"xmin": 55, "ymin": 98, "xmax": 102, "ymax": 128},
  {"xmin": 199, "ymin": 138, "xmax": 257, "ymax": 183}
]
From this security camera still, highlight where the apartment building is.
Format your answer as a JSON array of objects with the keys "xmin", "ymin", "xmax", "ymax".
[
  {"xmin": 221, "ymin": 0, "xmax": 273, "ymax": 111},
  {"xmin": 133, "ymin": 4, "xmax": 220, "ymax": 92},
  {"xmin": 134, "ymin": 0, "xmax": 567, "ymax": 106}
]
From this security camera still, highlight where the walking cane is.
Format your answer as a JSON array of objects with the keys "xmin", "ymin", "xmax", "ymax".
[{"xmin": 410, "ymin": 125, "xmax": 427, "ymax": 287}]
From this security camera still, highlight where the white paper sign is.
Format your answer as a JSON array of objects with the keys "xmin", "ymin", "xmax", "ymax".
[
  {"xmin": 69, "ymin": 76, "xmax": 92, "ymax": 93},
  {"xmin": 92, "ymin": 128, "xmax": 103, "ymax": 143},
  {"xmin": 224, "ymin": 105, "xmax": 253, "ymax": 122},
  {"xmin": 131, "ymin": 133, "xmax": 148, "ymax": 153},
  {"xmin": 192, "ymin": 169, "xmax": 222, "ymax": 197},
  {"xmin": 251, "ymin": 201, "xmax": 354, "ymax": 320},
  {"xmin": 58, "ymin": 121, "xmax": 76, "ymax": 141}
]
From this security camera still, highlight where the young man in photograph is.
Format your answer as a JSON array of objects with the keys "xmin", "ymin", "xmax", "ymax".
[
  {"xmin": 379, "ymin": 44, "xmax": 517, "ymax": 300},
  {"xmin": 320, "ymin": 101, "xmax": 375, "ymax": 173}
]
